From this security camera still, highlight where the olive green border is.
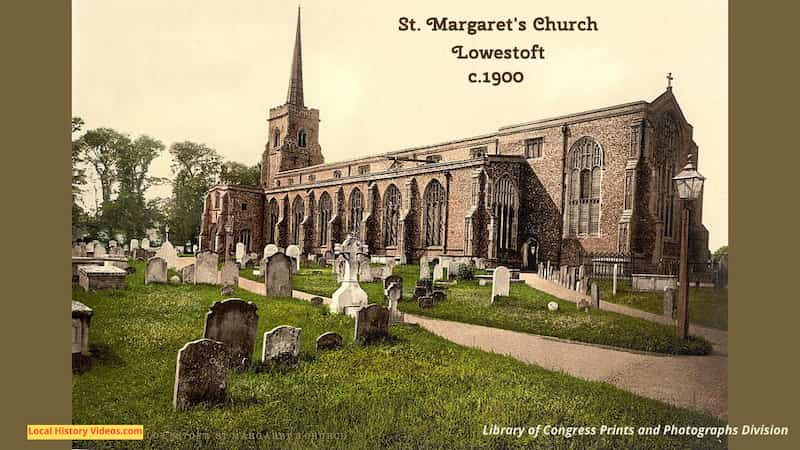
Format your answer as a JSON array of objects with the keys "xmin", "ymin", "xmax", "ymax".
[
  {"xmin": 1, "ymin": 0, "xmax": 798, "ymax": 449},
  {"xmin": 0, "ymin": 1, "xmax": 71, "ymax": 449}
]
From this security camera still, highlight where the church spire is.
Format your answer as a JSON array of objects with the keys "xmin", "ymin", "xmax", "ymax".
[{"xmin": 286, "ymin": 6, "xmax": 304, "ymax": 107}]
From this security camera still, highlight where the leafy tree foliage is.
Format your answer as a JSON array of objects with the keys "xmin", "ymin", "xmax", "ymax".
[
  {"xmin": 167, "ymin": 142, "xmax": 221, "ymax": 245},
  {"xmin": 220, "ymin": 161, "xmax": 261, "ymax": 186}
]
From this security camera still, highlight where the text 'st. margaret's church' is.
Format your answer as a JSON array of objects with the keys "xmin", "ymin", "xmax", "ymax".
[{"xmin": 199, "ymin": 9, "xmax": 711, "ymax": 272}]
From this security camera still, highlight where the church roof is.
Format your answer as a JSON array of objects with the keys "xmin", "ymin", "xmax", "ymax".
[{"xmin": 285, "ymin": 6, "xmax": 304, "ymax": 107}]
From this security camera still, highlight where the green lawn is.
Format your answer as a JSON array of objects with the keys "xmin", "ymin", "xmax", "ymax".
[
  {"xmin": 72, "ymin": 261, "xmax": 724, "ymax": 449},
  {"xmin": 592, "ymin": 279, "xmax": 728, "ymax": 331},
  {"xmin": 287, "ymin": 264, "xmax": 710, "ymax": 355}
]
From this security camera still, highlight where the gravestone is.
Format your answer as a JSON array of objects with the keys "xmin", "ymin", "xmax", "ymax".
[
  {"xmin": 130, "ymin": 239, "xmax": 139, "ymax": 251},
  {"xmin": 354, "ymin": 304, "xmax": 389, "ymax": 344},
  {"xmin": 220, "ymin": 260, "xmax": 239, "ymax": 288},
  {"xmin": 220, "ymin": 285, "xmax": 235, "ymax": 296},
  {"xmin": 335, "ymin": 254, "xmax": 347, "ymax": 283},
  {"xmin": 432, "ymin": 290, "xmax": 446, "ymax": 304},
  {"xmin": 203, "ymin": 299, "xmax": 258, "ymax": 370},
  {"xmin": 145, "ymin": 257, "xmax": 167, "ymax": 284},
  {"xmin": 577, "ymin": 298, "xmax": 590, "ymax": 311},
  {"xmin": 72, "ymin": 244, "xmax": 82, "ymax": 257},
  {"xmin": 195, "ymin": 251, "xmax": 219, "ymax": 285},
  {"xmin": 384, "ymin": 275, "xmax": 402, "ymax": 293},
  {"xmin": 663, "ymin": 287, "xmax": 676, "ymax": 318},
  {"xmin": 612, "ymin": 264, "xmax": 618, "ymax": 296},
  {"xmin": 419, "ymin": 257, "xmax": 432, "ymax": 280},
  {"xmin": 578, "ymin": 265, "xmax": 586, "ymax": 292},
  {"xmin": 385, "ymin": 282, "xmax": 402, "ymax": 322},
  {"xmin": 286, "ymin": 245, "xmax": 301, "ymax": 273},
  {"xmin": 263, "ymin": 244, "xmax": 279, "ymax": 260},
  {"xmin": 261, "ymin": 326, "xmax": 301, "ymax": 366},
  {"xmin": 433, "ymin": 264, "xmax": 445, "ymax": 281},
  {"xmin": 169, "ymin": 275, "xmax": 181, "ymax": 285},
  {"xmin": 357, "ymin": 254, "xmax": 373, "ymax": 283},
  {"xmin": 109, "ymin": 239, "xmax": 117, "ymax": 248},
  {"xmin": 413, "ymin": 286, "xmax": 427, "ymax": 300},
  {"xmin": 72, "ymin": 301, "xmax": 93, "ymax": 368},
  {"xmin": 310, "ymin": 296, "xmax": 324, "ymax": 306},
  {"xmin": 155, "ymin": 241, "xmax": 179, "ymax": 269},
  {"xmin": 382, "ymin": 259, "xmax": 395, "ymax": 279},
  {"xmin": 173, "ymin": 339, "xmax": 227, "ymax": 411},
  {"xmin": 235, "ymin": 242, "xmax": 245, "ymax": 263},
  {"xmin": 547, "ymin": 301, "xmax": 559, "ymax": 312},
  {"xmin": 141, "ymin": 238, "xmax": 150, "ymax": 250},
  {"xmin": 418, "ymin": 296, "xmax": 434, "ymax": 308},
  {"xmin": 182, "ymin": 263, "xmax": 196, "ymax": 284},
  {"xmin": 330, "ymin": 236, "xmax": 369, "ymax": 314},
  {"xmin": 94, "ymin": 243, "xmax": 107, "ymax": 257},
  {"xmin": 316, "ymin": 332, "xmax": 343, "ymax": 352},
  {"xmin": 590, "ymin": 282, "xmax": 600, "ymax": 309},
  {"xmin": 265, "ymin": 252, "xmax": 293, "ymax": 297},
  {"xmin": 491, "ymin": 266, "xmax": 510, "ymax": 303}
]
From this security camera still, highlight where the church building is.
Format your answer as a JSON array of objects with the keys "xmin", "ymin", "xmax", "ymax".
[{"xmin": 198, "ymin": 10, "xmax": 711, "ymax": 273}]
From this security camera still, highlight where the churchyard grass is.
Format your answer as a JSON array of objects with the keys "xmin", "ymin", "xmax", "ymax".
[
  {"xmin": 72, "ymin": 261, "xmax": 724, "ymax": 449},
  {"xmin": 592, "ymin": 279, "xmax": 728, "ymax": 330},
  {"xmin": 292, "ymin": 264, "xmax": 711, "ymax": 355}
]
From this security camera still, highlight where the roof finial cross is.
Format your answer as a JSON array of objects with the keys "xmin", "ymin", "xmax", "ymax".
[{"xmin": 666, "ymin": 72, "xmax": 674, "ymax": 90}]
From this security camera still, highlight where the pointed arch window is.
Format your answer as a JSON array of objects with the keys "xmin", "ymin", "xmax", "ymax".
[
  {"xmin": 266, "ymin": 198, "xmax": 279, "ymax": 244},
  {"xmin": 383, "ymin": 184, "xmax": 401, "ymax": 247},
  {"xmin": 318, "ymin": 192, "xmax": 332, "ymax": 246},
  {"xmin": 349, "ymin": 189, "xmax": 363, "ymax": 235},
  {"xmin": 291, "ymin": 196, "xmax": 304, "ymax": 245},
  {"xmin": 273, "ymin": 129, "xmax": 281, "ymax": 148},
  {"xmin": 494, "ymin": 177, "xmax": 518, "ymax": 251},
  {"xmin": 423, "ymin": 179, "xmax": 446, "ymax": 247},
  {"xmin": 567, "ymin": 137, "xmax": 603, "ymax": 236},
  {"xmin": 298, "ymin": 129, "xmax": 307, "ymax": 148},
  {"xmin": 656, "ymin": 114, "xmax": 680, "ymax": 239}
]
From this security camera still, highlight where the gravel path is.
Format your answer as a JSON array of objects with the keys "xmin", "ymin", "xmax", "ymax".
[{"xmin": 234, "ymin": 268, "xmax": 727, "ymax": 419}]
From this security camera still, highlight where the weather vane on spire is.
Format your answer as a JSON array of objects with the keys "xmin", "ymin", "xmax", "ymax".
[{"xmin": 666, "ymin": 72, "xmax": 674, "ymax": 90}]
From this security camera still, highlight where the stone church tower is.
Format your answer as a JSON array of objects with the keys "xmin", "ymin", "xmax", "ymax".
[{"xmin": 261, "ymin": 8, "xmax": 324, "ymax": 189}]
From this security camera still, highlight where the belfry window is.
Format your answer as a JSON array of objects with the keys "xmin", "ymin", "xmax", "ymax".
[
  {"xmin": 273, "ymin": 129, "xmax": 281, "ymax": 148},
  {"xmin": 423, "ymin": 179, "xmax": 446, "ymax": 247},
  {"xmin": 383, "ymin": 184, "xmax": 401, "ymax": 247},
  {"xmin": 333, "ymin": 170, "xmax": 342, "ymax": 179},
  {"xmin": 291, "ymin": 196, "xmax": 304, "ymax": 245},
  {"xmin": 567, "ymin": 137, "xmax": 603, "ymax": 236},
  {"xmin": 494, "ymin": 177, "xmax": 518, "ymax": 251},
  {"xmin": 298, "ymin": 129, "xmax": 307, "ymax": 148},
  {"xmin": 319, "ymin": 192, "xmax": 332, "ymax": 246},
  {"xmin": 349, "ymin": 188, "xmax": 363, "ymax": 235}
]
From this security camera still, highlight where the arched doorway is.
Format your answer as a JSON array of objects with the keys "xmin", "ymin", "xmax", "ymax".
[{"xmin": 521, "ymin": 238, "xmax": 539, "ymax": 271}]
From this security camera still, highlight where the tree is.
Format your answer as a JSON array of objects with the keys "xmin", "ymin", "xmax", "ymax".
[
  {"xmin": 219, "ymin": 161, "xmax": 261, "ymax": 186},
  {"xmin": 167, "ymin": 142, "xmax": 221, "ymax": 244},
  {"xmin": 79, "ymin": 128, "xmax": 130, "ymax": 204},
  {"xmin": 712, "ymin": 245, "xmax": 728, "ymax": 262},
  {"xmin": 72, "ymin": 117, "xmax": 87, "ymax": 239}
]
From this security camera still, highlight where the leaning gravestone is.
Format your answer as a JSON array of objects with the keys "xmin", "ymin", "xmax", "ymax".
[
  {"xmin": 220, "ymin": 260, "xmax": 239, "ymax": 288},
  {"xmin": 316, "ymin": 332, "xmax": 343, "ymax": 352},
  {"xmin": 145, "ymin": 257, "xmax": 167, "ymax": 284},
  {"xmin": 181, "ymin": 264, "xmax": 196, "ymax": 284},
  {"xmin": 286, "ymin": 245, "xmax": 301, "ymax": 273},
  {"xmin": 203, "ymin": 299, "xmax": 258, "ymax": 371},
  {"xmin": 261, "ymin": 325, "xmax": 301, "ymax": 366},
  {"xmin": 354, "ymin": 304, "xmax": 389, "ymax": 345},
  {"xmin": 195, "ymin": 251, "xmax": 219, "ymax": 285},
  {"xmin": 663, "ymin": 287, "xmax": 676, "ymax": 318},
  {"xmin": 491, "ymin": 266, "xmax": 510, "ymax": 303},
  {"xmin": 590, "ymin": 282, "xmax": 600, "ymax": 309},
  {"xmin": 173, "ymin": 338, "xmax": 227, "ymax": 411},
  {"xmin": 265, "ymin": 252, "xmax": 293, "ymax": 297}
]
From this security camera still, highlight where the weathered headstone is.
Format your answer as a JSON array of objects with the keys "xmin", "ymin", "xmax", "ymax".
[
  {"xmin": 418, "ymin": 296, "xmax": 434, "ymax": 308},
  {"xmin": 612, "ymin": 264, "xmax": 618, "ymax": 296},
  {"xmin": 547, "ymin": 301, "xmax": 559, "ymax": 312},
  {"xmin": 129, "ymin": 239, "xmax": 139, "ymax": 250},
  {"xmin": 385, "ymin": 282, "xmax": 402, "ymax": 322},
  {"xmin": 169, "ymin": 275, "xmax": 181, "ymax": 285},
  {"xmin": 72, "ymin": 301, "xmax": 93, "ymax": 368},
  {"xmin": 141, "ymin": 238, "xmax": 150, "ymax": 250},
  {"xmin": 330, "ymin": 236, "xmax": 369, "ymax": 315},
  {"xmin": 577, "ymin": 298, "xmax": 590, "ymax": 311},
  {"xmin": 173, "ymin": 339, "xmax": 227, "ymax": 411},
  {"xmin": 316, "ymin": 332, "xmax": 343, "ymax": 352},
  {"xmin": 94, "ymin": 243, "xmax": 107, "ymax": 257},
  {"xmin": 203, "ymin": 299, "xmax": 258, "ymax": 370},
  {"xmin": 491, "ymin": 266, "xmax": 510, "ymax": 303},
  {"xmin": 109, "ymin": 239, "xmax": 117, "ymax": 248},
  {"xmin": 382, "ymin": 260, "xmax": 395, "ymax": 279},
  {"xmin": 286, "ymin": 245, "xmax": 301, "ymax": 273},
  {"xmin": 590, "ymin": 282, "xmax": 600, "ymax": 309},
  {"xmin": 220, "ymin": 260, "xmax": 239, "ymax": 288},
  {"xmin": 663, "ymin": 287, "xmax": 676, "ymax": 318},
  {"xmin": 261, "ymin": 325, "xmax": 301, "ymax": 366},
  {"xmin": 145, "ymin": 257, "xmax": 167, "ymax": 284},
  {"xmin": 357, "ymin": 254, "xmax": 373, "ymax": 283},
  {"xmin": 220, "ymin": 285, "xmax": 235, "ymax": 296},
  {"xmin": 156, "ymin": 241, "xmax": 180, "ymax": 269},
  {"xmin": 181, "ymin": 263, "xmax": 196, "ymax": 284},
  {"xmin": 419, "ymin": 257, "xmax": 432, "ymax": 280},
  {"xmin": 384, "ymin": 275, "xmax": 402, "ymax": 293},
  {"xmin": 195, "ymin": 251, "xmax": 219, "ymax": 285},
  {"xmin": 309, "ymin": 296, "xmax": 324, "ymax": 306},
  {"xmin": 433, "ymin": 264, "xmax": 445, "ymax": 281},
  {"xmin": 413, "ymin": 286, "xmax": 427, "ymax": 300},
  {"xmin": 335, "ymin": 254, "xmax": 347, "ymax": 282},
  {"xmin": 265, "ymin": 252, "xmax": 293, "ymax": 297},
  {"xmin": 432, "ymin": 290, "xmax": 446, "ymax": 304},
  {"xmin": 354, "ymin": 304, "xmax": 389, "ymax": 344},
  {"xmin": 235, "ymin": 242, "xmax": 246, "ymax": 263}
]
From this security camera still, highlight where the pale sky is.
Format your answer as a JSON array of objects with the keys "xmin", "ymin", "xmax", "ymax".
[{"xmin": 72, "ymin": 0, "xmax": 728, "ymax": 250}]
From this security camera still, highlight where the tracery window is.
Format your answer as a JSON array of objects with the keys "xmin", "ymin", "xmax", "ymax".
[
  {"xmin": 656, "ymin": 114, "xmax": 679, "ymax": 239},
  {"xmin": 318, "ymin": 192, "xmax": 332, "ymax": 246},
  {"xmin": 423, "ymin": 179, "xmax": 446, "ymax": 247},
  {"xmin": 266, "ymin": 198, "xmax": 278, "ymax": 244},
  {"xmin": 383, "ymin": 184, "xmax": 401, "ymax": 247},
  {"xmin": 291, "ymin": 196, "xmax": 304, "ymax": 245},
  {"xmin": 524, "ymin": 137, "xmax": 543, "ymax": 159},
  {"xmin": 494, "ymin": 177, "xmax": 518, "ymax": 251},
  {"xmin": 567, "ymin": 137, "xmax": 603, "ymax": 236},
  {"xmin": 349, "ymin": 189, "xmax": 363, "ymax": 235}
]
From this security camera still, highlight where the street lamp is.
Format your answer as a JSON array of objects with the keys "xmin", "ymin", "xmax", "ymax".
[{"xmin": 673, "ymin": 154, "xmax": 706, "ymax": 339}]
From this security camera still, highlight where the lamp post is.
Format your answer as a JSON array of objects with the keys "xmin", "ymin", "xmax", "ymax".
[{"xmin": 672, "ymin": 154, "xmax": 706, "ymax": 339}]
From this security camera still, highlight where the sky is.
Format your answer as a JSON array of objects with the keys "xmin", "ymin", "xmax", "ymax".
[{"xmin": 72, "ymin": 0, "xmax": 728, "ymax": 249}]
